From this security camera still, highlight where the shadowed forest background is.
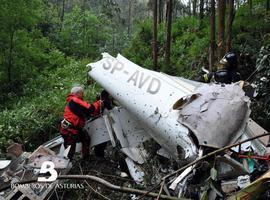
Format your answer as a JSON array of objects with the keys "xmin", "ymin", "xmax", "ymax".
[{"xmin": 0, "ymin": 0, "xmax": 269, "ymax": 152}]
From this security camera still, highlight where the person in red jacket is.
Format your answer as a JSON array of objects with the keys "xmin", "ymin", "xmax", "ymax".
[{"xmin": 60, "ymin": 86, "xmax": 102, "ymax": 160}]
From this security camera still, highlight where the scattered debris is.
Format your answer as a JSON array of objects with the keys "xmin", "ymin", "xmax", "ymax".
[{"xmin": 1, "ymin": 53, "xmax": 270, "ymax": 199}]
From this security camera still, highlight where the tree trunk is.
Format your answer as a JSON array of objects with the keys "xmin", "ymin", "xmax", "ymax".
[
  {"xmin": 82, "ymin": 0, "xmax": 86, "ymax": 55},
  {"xmin": 188, "ymin": 0, "xmax": 192, "ymax": 16},
  {"xmin": 236, "ymin": 0, "xmax": 240, "ymax": 9},
  {"xmin": 128, "ymin": 0, "xmax": 131, "ymax": 36},
  {"xmin": 193, "ymin": 0, "xmax": 198, "ymax": 16},
  {"xmin": 165, "ymin": 0, "xmax": 173, "ymax": 67},
  {"xmin": 158, "ymin": 0, "xmax": 164, "ymax": 23},
  {"xmin": 153, "ymin": 0, "xmax": 158, "ymax": 71},
  {"xmin": 217, "ymin": 0, "xmax": 226, "ymax": 60},
  {"xmin": 7, "ymin": 29, "xmax": 15, "ymax": 83},
  {"xmin": 199, "ymin": 0, "xmax": 204, "ymax": 26},
  {"xmin": 59, "ymin": 0, "xmax": 65, "ymax": 31},
  {"xmin": 248, "ymin": 0, "xmax": 252, "ymax": 11},
  {"xmin": 56, "ymin": 0, "xmax": 61, "ymax": 18},
  {"xmin": 209, "ymin": 0, "xmax": 215, "ymax": 71},
  {"xmin": 226, "ymin": 0, "xmax": 235, "ymax": 52},
  {"xmin": 266, "ymin": 0, "xmax": 269, "ymax": 11},
  {"xmin": 61, "ymin": 0, "xmax": 65, "ymax": 22}
]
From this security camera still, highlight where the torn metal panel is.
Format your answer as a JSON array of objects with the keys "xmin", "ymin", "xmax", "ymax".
[
  {"xmin": 246, "ymin": 118, "xmax": 269, "ymax": 146},
  {"xmin": 121, "ymin": 148, "xmax": 147, "ymax": 164},
  {"xmin": 216, "ymin": 155, "xmax": 248, "ymax": 180},
  {"xmin": 110, "ymin": 107, "xmax": 151, "ymax": 148},
  {"xmin": 84, "ymin": 116, "xmax": 111, "ymax": 147},
  {"xmin": 43, "ymin": 135, "xmax": 63, "ymax": 150},
  {"xmin": 231, "ymin": 118, "xmax": 269, "ymax": 156},
  {"xmin": 88, "ymin": 53, "xmax": 198, "ymax": 162},
  {"xmin": 125, "ymin": 157, "xmax": 144, "ymax": 183},
  {"xmin": 177, "ymin": 84, "xmax": 250, "ymax": 148},
  {"xmin": 103, "ymin": 114, "xmax": 116, "ymax": 147},
  {"xmin": 28, "ymin": 146, "xmax": 55, "ymax": 163},
  {"xmin": 1, "ymin": 142, "xmax": 72, "ymax": 200},
  {"xmin": 27, "ymin": 155, "xmax": 69, "ymax": 169},
  {"xmin": 109, "ymin": 107, "xmax": 150, "ymax": 163},
  {"xmin": 232, "ymin": 133, "xmax": 267, "ymax": 156}
]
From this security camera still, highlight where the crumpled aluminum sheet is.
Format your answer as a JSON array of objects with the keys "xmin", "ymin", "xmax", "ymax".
[{"xmin": 177, "ymin": 84, "xmax": 250, "ymax": 148}]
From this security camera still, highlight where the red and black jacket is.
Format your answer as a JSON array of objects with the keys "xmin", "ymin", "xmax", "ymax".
[{"xmin": 60, "ymin": 94, "xmax": 101, "ymax": 135}]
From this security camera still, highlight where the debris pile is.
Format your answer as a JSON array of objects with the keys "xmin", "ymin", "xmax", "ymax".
[{"xmin": 1, "ymin": 53, "xmax": 270, "ymax": 199}]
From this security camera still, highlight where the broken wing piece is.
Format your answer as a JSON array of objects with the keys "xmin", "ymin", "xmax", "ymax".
[{"xmin": 177, "ymin": 84, "xmax": 251, "ymax": 148}]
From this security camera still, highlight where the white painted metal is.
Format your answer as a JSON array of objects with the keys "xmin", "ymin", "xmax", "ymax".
[
  {"xmin": 88, "ymin": 53, "xmax": 198, "ymax": 162},
  {"xmin": 125, "ymin": 157, "xmax": 145, "ymax": 183},
  {"xmin": 85, "ymin": 117, "xmax": 111, "ymax": 147},
  {"xmin": 0, "ymin": 160, "xmax": 11, "ymax": 170}
]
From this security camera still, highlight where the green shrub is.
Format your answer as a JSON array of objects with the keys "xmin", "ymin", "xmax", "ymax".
[{"xmin": 0, "ymin": 59, "xmax": 99, "ymax": 152}]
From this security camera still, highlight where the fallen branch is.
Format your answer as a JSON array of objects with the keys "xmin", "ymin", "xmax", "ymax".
[
  {"xmin": 162, "ymin": 132, "xmax": 270, "ymax": 180},
  {"xmin": 1, "ymin": 175, "xmax": 187, "ymax": 200},
  {"xmin": 79, "ymin": 163, "xmax": 110, "ymax": 200},
  {"xmin": 138, "ymin": 183, "xmax": 161, "ymax": 200},
  {"xmin": 157, "ymin": 180, "xmax": 165, "ymax": 200},
  {"xmin": 139, "ymin": 132, "xmax": 270, "ymax": 198},
  {"xmin": 84, "ymin": 180, "xmax": 110, "ymax": 200},
  {"xmin": 57, "ymin": 175, "xmax": 188, "ymax": 200}
]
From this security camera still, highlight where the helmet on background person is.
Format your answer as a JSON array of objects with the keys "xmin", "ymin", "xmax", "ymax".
[{"xmin": 219, "ymin": 52, "xmax": 238, "ymax": 70}]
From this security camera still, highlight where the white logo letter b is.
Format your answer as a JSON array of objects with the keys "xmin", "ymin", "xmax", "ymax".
[{"xmin": 38, "ymin": 161, "xmax": 58, "ymax": 182}]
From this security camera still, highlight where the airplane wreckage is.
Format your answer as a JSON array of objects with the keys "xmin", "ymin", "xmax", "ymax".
[{"xmin": 0, "ymin": 53, "xmax": 270, "ymax": 200}]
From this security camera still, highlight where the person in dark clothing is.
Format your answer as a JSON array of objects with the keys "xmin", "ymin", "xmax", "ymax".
[
  {"xmin": 92, "ymin": 90, "xmax": 114, "ymax": 159},
  {"xmin": 60, "ymin": 86, "xmax": 103, "ymax": 160},
  {"xmin": 202, "ymin": 52, "xmax": 241, "ymax": 84}
]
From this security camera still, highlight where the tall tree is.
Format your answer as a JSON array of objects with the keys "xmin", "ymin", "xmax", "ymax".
[
  {"xmin": 209, "ymin": 0, "xmax": 215, "ymax": 71},
  {"xmin": 193, "ymin": 0, "xmax": 198, "ymax": 16},
  {"xmin": 0, "ymin": 0, "xmax": 43, "ymax": 85},
  {"xmin": 158, "ymin": 0, "xmax": 164, "ymax": 23},
  {"xmin": 60, "ymin": 0, "xmax": 65, "ymax": 23},
  {"xmin": 226, "ymin": 0, "xmax": 235, "ymax": 52},
  {"xmin": 152, "ymin": 0, "xmax": 158, "ymax": 71},
  {"xmin": 188, "ymin": 0, "xmax": 192, "ymax": 16},
  {"xmin": 199, "ymin": 0, "xmax": 204, "ymax": 26},
  {"xmin": 127, "ymin": 0, "xmax": 132, "ymax": 36},
  {"xmin": 7, "ymin": 28, "xmax": 15, "ymax": 83},
  {"xmin": 266, "ymin": 0, "xmax": 269, "ymax": 11},
  {"xmin": 165, "ymin": 0, "xmax": 173, "ymax": 66},
  {"xmin": 217, "ymin": 0, "xmax": 226, "ymax": 59},
  {"xmin": 248, "ymin": 0, "xmax": 252, "ymax": 11}
]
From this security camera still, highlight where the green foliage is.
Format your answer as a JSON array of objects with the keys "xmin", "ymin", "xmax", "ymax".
[
  {"xmin": 251, "ymin": 45, "xmax": 270, "ymax": 131},
  {"xmin": 56, "ymin": 6, "xmax": 109, "ymax": 58},
  {"xmin": 123, "ymin": 17, "xmax": 209, "ymax": 78},
  {"xmin": 0, "ymin": 59, "xmax": 99, "ymax": 151},
  {"xmin": 123, "ymin": 19, "xmax": 153, "ymax": 68},
  {"xmin": 233, "ymin": 1, "xmax": 270, "ymax": 79},
  {"xmin": 0, "ymin": 0, "xmax": 270, "ymax": 153}
]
